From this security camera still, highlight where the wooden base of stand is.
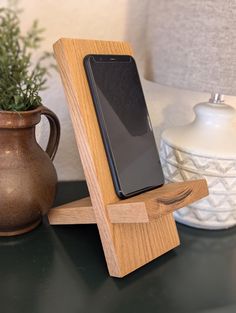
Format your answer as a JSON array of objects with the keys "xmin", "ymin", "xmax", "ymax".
[{"xmin": 52, "ymin": 38, "xmax": 209, "ymax": 277}]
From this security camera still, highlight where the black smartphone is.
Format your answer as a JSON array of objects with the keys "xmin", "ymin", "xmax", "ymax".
[{"xmin": 84, "ymin": 54, "xmax": 164, "ymax": 198}]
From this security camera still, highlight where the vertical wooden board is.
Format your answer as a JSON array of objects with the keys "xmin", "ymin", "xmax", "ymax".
[
  {"xmin": 113, "ymin": 215, "xmax": 179, "ymax": 276},
  {"xmin": 53, "ymin": 38, "xmax": 180, "ymax": 277}
]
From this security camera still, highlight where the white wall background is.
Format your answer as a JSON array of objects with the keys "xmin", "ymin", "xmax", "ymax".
[{"xmin": 3, "ymin": 0, "xmax": 236, "ymax": 180}]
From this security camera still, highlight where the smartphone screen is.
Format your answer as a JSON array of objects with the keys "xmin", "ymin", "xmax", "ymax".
[{"xmin": 84, "ymin": 54, "xmax": 164, "ymax": 198}]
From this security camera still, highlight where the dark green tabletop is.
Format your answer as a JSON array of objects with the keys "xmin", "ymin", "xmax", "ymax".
[{"xmin": 1, "ymin": 181, "xmax": 236, "ymax": 313}]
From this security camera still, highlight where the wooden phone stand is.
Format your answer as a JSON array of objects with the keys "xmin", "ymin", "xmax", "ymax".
[{"xmin": 49, "ymin": 38, "xmax": 208, "ymax": 277}]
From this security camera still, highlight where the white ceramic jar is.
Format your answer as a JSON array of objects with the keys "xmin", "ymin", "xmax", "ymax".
[{"xmin": 160, "ymin": 101, "xmax": 236, "ymax": 229}]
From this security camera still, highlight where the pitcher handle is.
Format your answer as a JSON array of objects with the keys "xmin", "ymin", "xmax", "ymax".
[{"xmin": 41, "ymin": 106, "xmax": 60, "ymax": 161}]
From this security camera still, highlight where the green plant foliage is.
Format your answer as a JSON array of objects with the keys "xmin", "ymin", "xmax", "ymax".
[{"xmin": 0, "ymin": 1, "xmax": 53, "ymax": 111}]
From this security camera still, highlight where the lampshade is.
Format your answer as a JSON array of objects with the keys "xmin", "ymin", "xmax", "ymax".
[{"xmin": 145, "ymin": 0, "xmax": 236, "ymax": 96}]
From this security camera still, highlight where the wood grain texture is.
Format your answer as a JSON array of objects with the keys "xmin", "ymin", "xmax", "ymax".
[
  {"xmin": 49, "ymin": 179, "xmax": 208, "ymax": 225},
  {"xmin": 48, "ymin": 198, "xmax": 95, "ymax": 224},
  {"xmin": 108, "ymin": 179, "xmax": 208, "ymax": 223},
  {"xmin": 53, "ymin": 38, "xmax": 182, "ymax": 277},
  {"xmin": 49, "ymin": 200, "xmax": 148, "ymax": 224}
]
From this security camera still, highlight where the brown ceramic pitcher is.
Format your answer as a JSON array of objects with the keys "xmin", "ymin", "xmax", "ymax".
[{"xmin": 0, "ymin": 106, "xmax": 60, "ymax": 236}]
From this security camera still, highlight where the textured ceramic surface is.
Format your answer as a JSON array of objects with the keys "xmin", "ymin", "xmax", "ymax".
[
  {"xmin": 160, "ymin": 101, "xmax": 236, "ymax": 229},
  {"xmin": 0, "ymin": 106, "xmax": 60, "ymax": 236}
]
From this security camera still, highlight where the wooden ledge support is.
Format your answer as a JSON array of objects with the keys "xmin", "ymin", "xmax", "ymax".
[
  {"xmin": 48, "ymin": 197, "xmax": 95, "ymax": 225},
  {"xmin": 108, "ymin": 179, "xmax": 208, "ymax": 223},
  {"xmin": 48, "ymin": 179, "xmax": 208, "ymax": 225}
]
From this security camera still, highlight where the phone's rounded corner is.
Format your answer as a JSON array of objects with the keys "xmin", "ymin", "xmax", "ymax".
[
  {"xmin": 129, "ymin": 55, "xmax": 135, "ymax": 61},
  {"xmin": 158, "ymin": 182, "xmax": 165, "ymax": 189},
  {"xmin": 160, "ymin": 174, "xmax": 165, "ymax": 187},
  {"xmin": 113, "ymin": 182, "xmax": 126, "ymax": 199},
  {"xmin": 83, "ymin": 54, "xmax": 92, "ymax": 65},
  {"xmin": 116, "ymin": 190, "xmax": 127, "ymax": 200},
  {"xmin": 128, "ymin": 55, "xmax": 136, "ymax": 64}
]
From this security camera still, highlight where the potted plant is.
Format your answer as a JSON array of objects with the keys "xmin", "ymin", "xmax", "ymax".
[{"xmin": 0, "ymin": 3, "xmax": 60, "ymax": 235}]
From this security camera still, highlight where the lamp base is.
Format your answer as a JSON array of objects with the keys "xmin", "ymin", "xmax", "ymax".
[{"xmin": 160, "ymin": 100, "xmax": 236, "ymax": 230}]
